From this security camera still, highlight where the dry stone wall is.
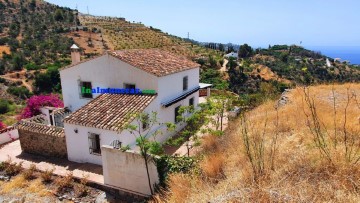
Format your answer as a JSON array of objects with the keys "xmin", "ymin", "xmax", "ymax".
[{"xmin": 19, "ymin": 129, "xmax": 67, "ymax": 158}]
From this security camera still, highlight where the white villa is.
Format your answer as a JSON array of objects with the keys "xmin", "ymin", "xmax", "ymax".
[
  {"xmin": 59, "ymin": 45, "xmax": 201, "ymax": 165},
  {"xmin": 14, "ymin": 45, "xmax": 210, "ymax": 196}
]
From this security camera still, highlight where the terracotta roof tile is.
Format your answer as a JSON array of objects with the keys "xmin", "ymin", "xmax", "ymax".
[
  {"xmin": 59, "ymin": 53, "xmax": 107, "ymax": 71},
  {"xmin": 15, "ymin": 115, "xmax": 65, "ymax": 137},
  {"xmin": 63, "ymin": 94, "xmax": 156, "ymax": 132},
  {"xmin": 110, "ymin": 49, "xmax": 199, "ymax": 77},
  {"xmin": 60, "ymin": 49, "xmax": 199, "ymax": 76}
]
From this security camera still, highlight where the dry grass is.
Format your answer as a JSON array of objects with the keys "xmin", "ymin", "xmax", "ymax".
[
  {"xmin": 74, "ymin": 175, "xmax": 89, "ymax": 197},
  {"xmin": 0, "ymin": 175, "xmax": 51, "ymax": 199},
  {"xmin": 201, "ymin": 134, "xmax": 219, "ymax": 153},
  {"xmin": 26, "ymin": 178, "xmax": 51, "ymax": 197},
  {"xmin": 0, "ymin": 175, "xmax": 28, "ymax": 194},
  {"xmin": 40, "ymin": 167, "xmax": 54, "ymax": 183},
  {"xmin": 22, "ymin": 164, "xmax": 37, "ymax": 180},
  {"xmin": 200, "ymin": 154, "xmax": 225, "ymax": 180},
  {"xmin": 163, "ymin": 173, "xmax": 193, "ymax": 203},
  {"xmin": 162, "ymin": 83, "xmax": 360, "ymax": 202},
  {"xmin": 4, "ymin": 159, "xmax": 23, "ymax": 176},
  {"xmin": 55, "ymin": 172, "xmax": 74, "ymax": 193}
]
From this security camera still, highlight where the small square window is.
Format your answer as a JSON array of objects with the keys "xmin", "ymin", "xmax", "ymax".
[
  {"xmin": 189, "ymin": 97, "xmax": 194, "ymax": 106},
  {"xmin": 88, "ymin": 133, "xmax": 101, "ymax": 155},
  {"xmin": 183, "ymin": 76, "xmax": 188, "ymax": 91},
  {"xmin": 80, "ymin": 81, "xmax": 93, "ymax": 99},
  {"xmin": 124, "ymin": 83, "xmax": 136, "ymax": 90}
]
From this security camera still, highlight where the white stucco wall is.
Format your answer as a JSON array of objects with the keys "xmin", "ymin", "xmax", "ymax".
[
  {"xmin": 101, "ymin": 146, "xmax": 159, "ymax": 196},
  {"xmin": 60, "ymin": 54, "xmax": 158, "ymax": 112},
  {"xmin": 0, "ymin": 129, "xmax": 19, "ymax": 145},
  {"xmin": 154, "ymin": 67, "xmax": 200, "ymax": 141},
  {"xmin": 61, "ymin": 55, "xmax": 200, "ymax": 165},
  {"xmin": 157, "ymin": 68, "xmax": 199, "ymax": 102},
  {"xmin": 64, "ymin": 99, "xmax": 160, "ymax": 165},
  {"xmin": 64, "ymin": 90, "xmax": 198, "ymax": 166}
]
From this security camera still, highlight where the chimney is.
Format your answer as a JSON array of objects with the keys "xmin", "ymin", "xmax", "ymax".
[{"xmin": 70, "ymin": 44, "xmax": 81, "ymax": 64}]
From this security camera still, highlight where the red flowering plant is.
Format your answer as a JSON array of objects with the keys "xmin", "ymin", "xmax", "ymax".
[
  {"xmin": 0, "ymin": 121, "xmax": 6, "ymax": 130},
  {"xmin": 19, "ymin": 94, "xmax": 64, "ymax": 119}
]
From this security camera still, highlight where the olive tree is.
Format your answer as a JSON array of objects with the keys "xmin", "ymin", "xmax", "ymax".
[{"xmin": 124, "ymin": 111, "xmax": 165, "ymax": 195}]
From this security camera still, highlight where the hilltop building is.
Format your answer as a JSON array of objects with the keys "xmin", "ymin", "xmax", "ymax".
[
  {"xmin": 225, "ymin": 52, "xmax": 238, "ymax": 59},
  {"xmin": 14, "ymin": 45, "xmax": 207, "ymax": 196},
  {"xmin": 60, "ymin": 47, "xmax": 201, "ymax": 165}
]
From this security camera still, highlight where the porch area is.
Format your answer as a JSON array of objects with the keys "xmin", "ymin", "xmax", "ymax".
[{"xmin": 0, "ymin": 140, "xmax": 103, "ymax": 184}]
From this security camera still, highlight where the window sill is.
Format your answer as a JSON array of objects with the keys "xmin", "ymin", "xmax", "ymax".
[
  {"xmin": 81, "ymin": 97, "xmax": 93, "ymax": 100},
  {"xmin": 90, "ymin": 152, "xmax": 101, "ymax": 156}
]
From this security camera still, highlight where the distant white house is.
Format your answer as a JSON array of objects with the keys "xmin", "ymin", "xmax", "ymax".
[
  {"xmin": 326, "ymin": 58, "xmax": 332, "ymax": 67},
  {"xmin": 225, "ymin": 52, "xmax": 238, "ymax": 59},
  {"xmin": 334, "ymin": 58, "xmax": 342, "ymax": 62}
]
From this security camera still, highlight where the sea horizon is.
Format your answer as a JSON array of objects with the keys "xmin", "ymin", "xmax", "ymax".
[{"xmin": 305, "ymin": 45, "xmax": 360, "ymax": 65}]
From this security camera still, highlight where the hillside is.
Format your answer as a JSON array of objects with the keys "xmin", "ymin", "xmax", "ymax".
[
  {"xmin": 225, "ymin": 45, "xmax": 360, "ymax": 103},
  {"xmin": 0, "ymin": 0, "xmax": 75, "ymax": 74},
  {"xmin": 159, "ymin": 83, "xmax": 360, "ymax": 202},
  {"xmin": 78, "ymin": 14, "xmax": 221, "ymax": 58},
  {"xmin": 0, "ymin": 0, "xmax": 222, "ymax": 74},
  {"xmin": 254, "ymin": 45, "xmax": 360, "ymax": 83}
]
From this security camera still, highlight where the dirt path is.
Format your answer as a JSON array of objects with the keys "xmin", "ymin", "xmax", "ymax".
[
  {"xmin": 0, "ymin": 70, "xmax": 45, "ymax": 92},
  {"xmin": 0, "ymin": 76, "xmax": 33, "ymax": 92},
  {"xmin": 220, "ymin": 59, "xmax": 228, "ymax": 72},
  {"xmin": 220, "ymin": 59, "xmax": 229, "ymax": 80}
]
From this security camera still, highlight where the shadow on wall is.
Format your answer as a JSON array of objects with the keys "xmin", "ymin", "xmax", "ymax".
[{"xmin": 101, "ymin": 145, "xmax": 159, "ymax": 196}]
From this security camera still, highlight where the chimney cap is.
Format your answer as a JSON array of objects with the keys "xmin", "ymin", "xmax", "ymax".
[{"xmin": 71, "ymin": 44, "xmax": 79, "ymax": 49}]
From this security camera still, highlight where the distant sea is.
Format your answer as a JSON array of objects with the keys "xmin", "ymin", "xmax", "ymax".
[{"xmin": 305, "ymin": 46, "xmax": 360, "ymax": 65}]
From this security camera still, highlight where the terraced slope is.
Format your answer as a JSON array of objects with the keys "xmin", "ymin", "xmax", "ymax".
[{"xmin": 78, "ymin": 14, "xmax": 220, "ymax": 59}]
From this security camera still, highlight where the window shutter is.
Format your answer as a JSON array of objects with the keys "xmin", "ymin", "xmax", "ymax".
[
  {"xmin": 78, "ymin": 80, "xmax": 83, "ymax": 99},
  {"xmin": 88, "ymin": 133, "xmax": 93, "ymax": 153}
]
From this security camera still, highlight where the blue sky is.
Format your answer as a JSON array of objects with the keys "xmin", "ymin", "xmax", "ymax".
[{"xmin": 46, "ymin": 0, "xmax": 360, "ymax": 47}]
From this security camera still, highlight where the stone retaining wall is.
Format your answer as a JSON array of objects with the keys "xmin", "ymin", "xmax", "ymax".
[{"xmin": 18, "ymin": 129, "xmax": 67, "ymax": 158}]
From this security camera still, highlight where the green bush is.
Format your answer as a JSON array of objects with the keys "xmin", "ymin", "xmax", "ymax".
[
  {"xmin": 0, "ymin": 99, "xmax": 10, "ymax": 114},
  {"xmin": 155, "ymin": 155, "xmax": 198, "ymax": 187},
  {"xmin": 7, "ymin": 86, "xmax": 33, "ymax": 99},
  {"xmin": 34, "ymin": 67, "xmax": 61, "ymax": 94},
  {"xmin": 25, "ymin": 63, "xmax": 40, "ymax": 70}
]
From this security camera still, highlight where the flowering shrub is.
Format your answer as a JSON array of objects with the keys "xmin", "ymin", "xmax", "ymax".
[
  {"xmin": 20, "ymin": 94, "xmax": 64, "ymax": 119},
  {"xmin": 0, "ymin": 121, "xmax": 6, "ymax": 130}
]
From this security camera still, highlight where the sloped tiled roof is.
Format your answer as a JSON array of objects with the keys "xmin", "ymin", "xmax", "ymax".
[
  {"xmin": 60, "ymin": 49, "xmax": 199, "ymax": 76},
  {"xmin": 63, "ymin": 94, "xmax": 156, "ymax": 132},
  {"xmin": 110, "ymin": 49, "xmax": 200, "ymax": 77},
  {"xmin": 59, "ymin": 53, "xmax": 107, "ymax": 71},
  {"xmin": 15, "ymin": 115, "xmax": 65, "ymax": 137}
]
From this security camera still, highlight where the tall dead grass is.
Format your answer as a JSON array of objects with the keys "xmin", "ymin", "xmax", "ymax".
[
  {"xmin": 200, "ymin": 154, "xmax": 225, "ymax": 180},
  {"xmin": 161, "ymin": 83, "xmax": 360, "ymax": 202}
]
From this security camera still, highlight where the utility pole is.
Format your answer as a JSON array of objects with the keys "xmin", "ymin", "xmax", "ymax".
[
  {"xmin": 87, "ymin": 6, "xmax": 92, "ymax": 46},
  {"xmin": 75, "ymin": 4, "xmax": 78, "ymax": 27}
]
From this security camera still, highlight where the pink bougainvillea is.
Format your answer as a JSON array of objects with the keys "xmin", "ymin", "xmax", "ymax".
[
  {"xmin": 19, "ymin": 94, "xmax": 64, "ymax": 119},
  {"xmin": 0, "ymin": 121, "xmax": 6, "ymax": 130}
]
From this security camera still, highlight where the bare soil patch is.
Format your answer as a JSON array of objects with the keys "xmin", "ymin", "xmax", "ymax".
[{"xmin": 0, "ymin": 46, "xmax": 11, "ymax": 58}]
